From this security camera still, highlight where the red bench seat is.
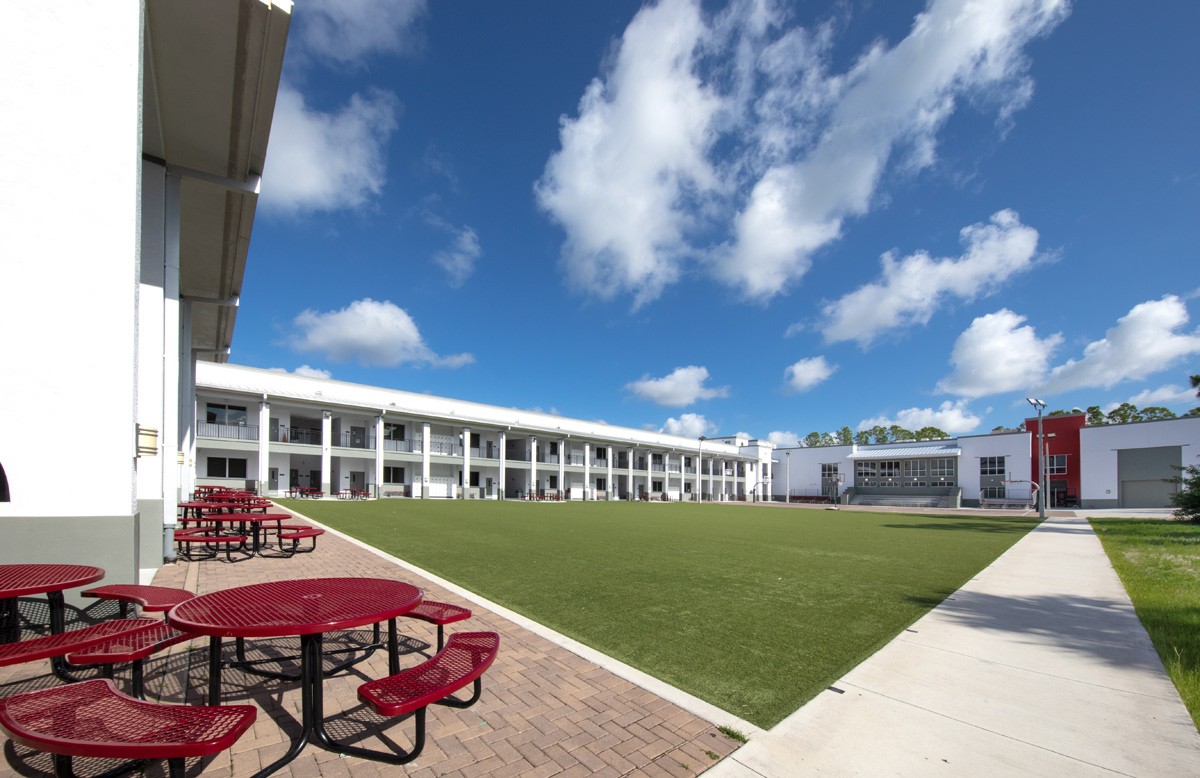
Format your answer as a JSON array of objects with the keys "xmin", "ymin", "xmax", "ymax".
[
  {"xmin": 0, "ymin": 619, "xmax": 160, "ymax": 668},
  {"xmin": 81, "ymin": 585, "xmax": 195, "ymax": 618},
  {"xmin": 67, "ymin": 623, "xmax": 193, "ymax": 699},
  {"xmin": 0, "ymin": 678, "xmax": 255, "ymax": 778},
  {"xmin": 277, "ymin": 525, "xmax": 324, "ymax": 553},
  {"xmin": 175, "ymin": 532, "xmax": 249, "ymax": 562},
  {"xmin": 403, "ymin": 600, "xmax": 472, "ymax": 651}
]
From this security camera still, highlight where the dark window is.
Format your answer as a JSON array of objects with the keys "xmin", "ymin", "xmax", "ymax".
[
  {"xmin": 596, "ymin": 448, "xmax": 607, "ymax": 460},
  {"xmin": 383, "ymin": 466, "xmax": 405, "ymax": 484},
  {"xmin": 549, "ymin": 475, "xmax": 558, "ymax": 489},
  {"xmin": 384, "ymin": 423, "xmax": 405, "ymax": 441},
  {"xmin": 469, "ymin": 471, "xmax": 480, "ymax": 487},
  {"xmin": 980, "ymin": 456, "xmax": 1006, "ymax": 476},
  {"xmin": 470, "ymin": 433, "xmax": 480, "ymax": 448},
  {"xmin": 683, "ymin": 482, "xmax": 692, "ymax": 493},
  {"xmin": 227, "ymin": 458, "xmax": 247, "ymax": 479},
  {"xmin": 652, "ymin": 480, "xmax": 663, "ymax": 492},
  {"xmin": 596, "ymin": 477, "xmax": 606, "ymax": 490},
  {"xmin": 207, "ymin": 457, "xmax": 227, "ymax": 478},
  {"xmin": 206, "ymin": 403, "xmax": 247, "ymax": 425},
  {"xmin": 1047, "ymin": 455, "xmax": 1068, "ymax": 475}
]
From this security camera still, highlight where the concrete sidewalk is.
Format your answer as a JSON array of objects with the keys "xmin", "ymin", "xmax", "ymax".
[{"xmin": 710, "ymin": 513, "xmax": 1200, "ymax": 777}]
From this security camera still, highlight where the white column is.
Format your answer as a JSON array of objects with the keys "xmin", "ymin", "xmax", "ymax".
[
  {"xmin": 607, "ymin": 446, "xmax": 613, "ymax": 500},
  {"xmin": 558, "ymin": 438, "xmax": 566, "ymax": 498},
  {"xmin": 374, "ymin": 415, "xmax": 384, "ymax": 498},
  {"xmin": 628, "ymin": 447, "xmax": 635, "ymax": 500},
  {"xmin": 530, "ymin": 435, "xmax": 538, "ymax": 495},
  {"xmin": 258, "ymin": 401, "xmax": 270, "ymax": 495},
  {"xmin": 421, "ymin": 421, "xmax": 431, "ymax": 498},
  {"xmin": 162, "ymin": 168, "xmax": 181, "ymax": 542},
  {"xmin": 320, "ymin": 411, "xmax": 332, "ymax": 495},
  {"xmin": 695, "ymin": 450, "xmax": 702, "ymax": 502},
  {"xmin": 499, "ymin": 430, "xmax": 507, "ymax": 499},
  {"xmin": 584, "ymin": 442, "xmax": 591, "ymax": 500},
  {"xmin": 462, "ymin": 426, "xmax": 471, "ymax": 499},
  {"xmin": 721, "ymin": 460, "xmax": 726, "ymax": 501}
]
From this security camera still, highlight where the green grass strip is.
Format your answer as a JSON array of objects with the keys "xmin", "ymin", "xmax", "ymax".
[
  {"xmin": 282, "ymin": 499, "xmax": 1038, "ymax": 728},
  {"xmin": 1090, "ymin": 517, "xmax": 1200, "ymax": 729}
]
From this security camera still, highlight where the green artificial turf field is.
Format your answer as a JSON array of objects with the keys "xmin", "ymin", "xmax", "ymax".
[{"xmin": 280, "ymin": 499, "xmax": 1039, "ymax": 728}]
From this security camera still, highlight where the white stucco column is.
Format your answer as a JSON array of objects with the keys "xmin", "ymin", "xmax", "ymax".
[
  {"xmin": 628, "ymin": 447, "xmax": 635, "ymax": 500},
  {"xmin": 499, "ymin": 430, "xmax": 507, "ymax": 499},
  {"xmin": 584, "ymin": 442, "xmax": 591, "ymax": 500},
  {"xmin": 607, "ymin": 446, "xmax": 613, "ymax": 500},
  {"xmin": 529, "ymin": 435, "xmax": 537, "ymax": 495},
  {"xmin": 320, "ymin": 411, "xmax": 332, "ymax": 495},
  {"xmin": 374, "ymin": 415, "xmax": 384, "ymax": 498},
  {"xmin": 721, "ymin": 460, "xmax": 726, "ymax": 500},
  {"xmin": 257, "ymin": 401, "xmax": 270, "ymax": 495},
  {"xmin": 421, "ymin": 421, "xmax": 431, "ymax": 498},
  {"xmin": 462, "ymin": 426, "xmax": 471, "ymax": 499},
  {"xmin": 558, "ymin": 438, "xmax": 566, "ymax": 497}
]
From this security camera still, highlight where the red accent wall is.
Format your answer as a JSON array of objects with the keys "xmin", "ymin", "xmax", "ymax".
[{"xmin": 1024, "ymin": 413, "xmax": 1085, "ymax": 505}]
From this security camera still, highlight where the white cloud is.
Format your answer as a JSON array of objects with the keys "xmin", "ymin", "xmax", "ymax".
[
  {"xmin": 268, "ymin": 365, "xmax": 334, "ymax": 380},
  {"xmin": 1126, "ymin": 384, "xmax": 1199, "ymax": 408},
  {"xmin": 538, "ymin": 0, "xmax": 1067, "ymax": 307},
  {"xmin": 937, "ymin": 309, "xmax": 1062, "ymax": 398},
  {"xmin": 820, "ymin": 210, "xmax": 1042, "ymax": 346},
  {"xmin": 425, "ymin": 215, "xmax": 481, "ymax": 287},
  {"xmin": 289, "ymin": 0, "xmax": 427, "ymax": 69},
  {"xmin": 535, "ymin": 0, "xmax": 721, "ymax": 309},
  {"xmin": 661, "ymin": 413, "xmax": 715, "ymax": 437},
  {"xmin": 767, "ymin": 430, "xmax": 801, "ymax": 447},
  {"xmin": 1038, "ymin": 296, "xmax": 1200, "ymax": 394},
  {"xmin": 859, "ymin": 400, "xmax": 982, "ymax": 435},
  {"xmin": 784, "ymin": 356, "xmax": 836, "ymax": 392},
  {"xmin": 625, "ymin": 365, "xmax": 730, "ymax": 407},
  {"xmin": 260, "ymin": 85, "xmax": 400, "ymax": 217},
  {"xmin": 290, "ymin": 298, "xmax": 474, "ymax": 368}
]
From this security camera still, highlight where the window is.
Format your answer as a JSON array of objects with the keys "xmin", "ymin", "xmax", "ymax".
[
  {"xmin": 597, "ymin": 449, "xmax": 607, "ymax": 461},
  {"xmin": 597, "ymin": 477, "xmax": 607, "ymax": 490},
  {"xmin": 549, "ymin": 475, "xmax": 558, "ymax": 489},
  {"xmin": 206, "ymin": 457, "xmax": 247, "ymax": 478},
  {"xmin": 903, "ymin": 460, "xmax": 927, "ymax": 477},
  {"xmin": 383, "ymin": 466, "xmax": 405, "ymax": 484},
  {"xmin": 383, "ymin": 423, "xmax": 405, "ymax": 441},
  {"xmin": 683, "ymin": 482, "xmax": 691, "ymax": 493},
  {"xmin": 931, "ymin": 458, "xmax": 955, "ymax": 477},
  {"xmin": 469, "ymin": 471, "xmax": 480, "ymax": 487},
  {"xmin": 981, "ymin": 486, "xmax": 1007, "ymax": 499},
  {"xmin": 878, "ymin": 461, "xmax": 901, "ymax": 477},
  {"xmin": 856, "ymin": 461, "xmax": 876, "ymax": 478},
  {"xmin": 980, "ymin": 456, "xmax": 1006, "ymax": 476},
  {"xmin": 206, "ymin": 403, "xmax": 247, "ymax": 425},
  {"xmin": 470, "ymin": 433, "xmax": 480, "ymax": 448},
  {"xmin": 652, "ymin": 480, "xmax": 663, "ymax": 492},
  {"xmin": 821, "ymin": 463, "xmax": 839, "ymax": 479},
  {"xmin": 1047, "ymin": 455, "xmax": 1067, "ymax": 475},
  {"xmin": 549, "ymin": 442, "xmax": 558, "ymax": 455}
]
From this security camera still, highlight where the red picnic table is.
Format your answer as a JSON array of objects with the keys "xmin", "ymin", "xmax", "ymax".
[
  {"xmin": 177, "ymin": 513, "xmax": 293, "ymax": 557},
  {"xmin": 0, "ymin": 563, "xmax": 107, "ymax": 678},
  {"xmin": 168, "ymin": 578, "xmax": 424, "ymax": 777}
]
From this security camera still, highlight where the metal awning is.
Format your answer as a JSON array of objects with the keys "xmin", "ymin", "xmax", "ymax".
[{"xmin": 847, "ymin": 445, "xmax": 961, "ymax": 459}]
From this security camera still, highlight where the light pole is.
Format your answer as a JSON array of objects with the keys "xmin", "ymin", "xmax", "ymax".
[{"xmin": 1027, "ymin": 398, "xmax": 1046, "ymax": 518}]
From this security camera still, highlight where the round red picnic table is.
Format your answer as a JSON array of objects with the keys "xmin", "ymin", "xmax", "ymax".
[
  {"xmin": 177, "ymin": 501, "xmax": 233, "ymax": 518},
  {"xmin": 0, "ymin": 564, "xmax": 105, "ymax": 677},
  {"xmin": 191, "ymin": 513, "xmax": 292, "ymax": 556},
  {"xmin": 168, "ymin": 578, "xmax": 423, "ymax": 778}
]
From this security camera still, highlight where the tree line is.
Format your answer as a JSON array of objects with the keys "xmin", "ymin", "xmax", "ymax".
[{"xmin": 796, "ymin": 373, "xmax": 1199, "ymax": 448}]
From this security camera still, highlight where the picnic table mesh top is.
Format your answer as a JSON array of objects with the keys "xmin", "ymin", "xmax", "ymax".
[
  {"xmin": 168, "ymin": 578, "xmax": 423, "ymax": 638},
  {"xmin": 0, "ymin": 565, "xmax": 105, "ymax": 598}
]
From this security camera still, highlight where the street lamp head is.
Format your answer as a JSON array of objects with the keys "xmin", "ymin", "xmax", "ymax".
[{"xmin": 1026, "ymin": 397, "xmax": 1046, "ymax": 410}]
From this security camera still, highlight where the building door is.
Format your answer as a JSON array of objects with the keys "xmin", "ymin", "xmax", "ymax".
[
  {"xmin": 485, "ymin": 477, "xmax": 493, "ymax": 497},
  {"xmin": 351, "ymin": 426, "xmax": 366, "ymax": 448},
  {"xmin": 269, "ymin": 468, "xmax": 278, "ymax": 490},
  {"xmin": 310, "ymin": 470, "xmax": 321, "ymax": 489},
  {"xmin": 289, "ymin": 469, "xmax": 299, "ymax": 488},
  {"xmin": 350, "ymin": 471, "xmax": 365, "ymax": 491}
]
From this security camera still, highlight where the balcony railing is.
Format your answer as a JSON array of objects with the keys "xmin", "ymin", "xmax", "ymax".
[
  {"xmin": 334, "ymin": 431, "xmax": 375, "ymax": 450},
  {"xmin": 427, "ymin": 441, "xmax": 462, "ymax": 456},
  {"xmin": 383, "ymin": 438, "xmax": 416, "ymax": 453},
  {"xmin": 198, "ymin": 422, "xmax": 258, "ymax": 441},
  {"xmin": 272, "ymin": 427, "xmax": 321, "ymax": 445}
]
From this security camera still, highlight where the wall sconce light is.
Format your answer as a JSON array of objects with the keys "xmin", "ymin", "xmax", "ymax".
[{"xmin": 137, "ymin": 425, "xmax": 159, "ymax": 457}]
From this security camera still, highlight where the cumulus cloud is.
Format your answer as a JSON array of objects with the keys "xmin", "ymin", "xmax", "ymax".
[
  {"xmin": 784, "ymin": 356, "xmax": 836, "ymax": 392},
  {"xmin": 535, "ymin": 0, "xmax": 721, "ymax": 309},
  {"xmin": 1038, "ymin": 296, "xmax": 1200, "ymax": 394},
  {"xmin": 1126, "ymin": 384, "xmax": 1199, "ymax": 408},
  {"xmin": 290, "ymin": 298, "xmax": 474, "ymax": 368},
  {"xmin": 661, "ymin": 413, "xmax": 716, "ymax": 437},
  {"xmin": 268, "ymin": 365, "xmax": 334, "ymax": 380},
  {"xmin": 767, "ymin": 430, "xmax": 801, "ymax": 447},
  {"xmin": 288, "ymin": 0, "xmax": 427, "ymax": 70},
  {"xmin": 538, "ymin": 0, "xmax": 1069, "ymax": 307},
  {"xmin": 625, "ymin": 366, "xmax": 730, "ymax": 407},
  {"xmin": 859, "ymin": 400, "xmax": 982, "ymax": 435},
  {"xmin": 260, "ymin": 85, "xmax": 400, "ymax": 216},
  {"xmin": 425, "ymin": 214, "xmax": 481, "ymax": 287},
  {"xmin": 937, "ymin": 309, "xmax": 1062, "ymax": 398},
  {"xmin": 820, "ymin": 211, "xmax": 1042, "ymax": 346}
]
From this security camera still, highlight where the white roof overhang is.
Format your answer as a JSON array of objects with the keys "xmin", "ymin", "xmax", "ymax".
[
  {"xmin": 847, "ymin": 445, "xmax": 962, "ymax": 459},
  {"xmin": 144, "ymin": 0, "xmax": 292, "ymax": 362}
]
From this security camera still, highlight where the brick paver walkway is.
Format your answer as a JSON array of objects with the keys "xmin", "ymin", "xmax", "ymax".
[{"xmin": 0, "ymin": 516, "xmax": 740, "ymax": 778}]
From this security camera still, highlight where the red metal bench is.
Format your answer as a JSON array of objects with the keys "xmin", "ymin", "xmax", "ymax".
[
  {"xmin": 174, "ymin": 531, "xmax": 250, "ymax": 562},
  {"xmin": 0, "ymin": 619, "xmax": 160, "ymax": 669},
  {"xmin": 81, "ymin": 585, "xmax": 195, "ymax": 619},
  {"xmin": 402, "ymin": 600, "xmax": 471, "ymax": 651},
  {"xmin": 276, "ymin": 525, "xmax": 325, "ymax": 553},
  {"xmin": 331, "ymin": 631, "xmax": 499, "ymax": 765},
  {"xmin": 0, "ymin": 678, "xmax": 256, "ymax": 778},
  {"xmin": 66, "ymin": 623, "xmax": 193, "ymax": 699}
]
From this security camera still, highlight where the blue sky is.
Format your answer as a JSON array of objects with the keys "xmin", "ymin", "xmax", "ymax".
[{"xmin": 234, "ymin": 0, "xmax": 1200, "ymax": 445}]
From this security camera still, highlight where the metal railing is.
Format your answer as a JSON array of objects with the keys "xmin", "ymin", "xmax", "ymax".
[
  {"xmin": 383, "ymin": 438, "xmax": 415, "ymax": 453},
  {"xmin": 272, "ymin": 427, "xmax": 321, "ymax": 445},
  {"xmin": 334, "ymin": 431, "xmax": 375, "ymax": 450},
  {"xmin": 197, "ymin": 422, "xmax": 258, "ymax": 441}
]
